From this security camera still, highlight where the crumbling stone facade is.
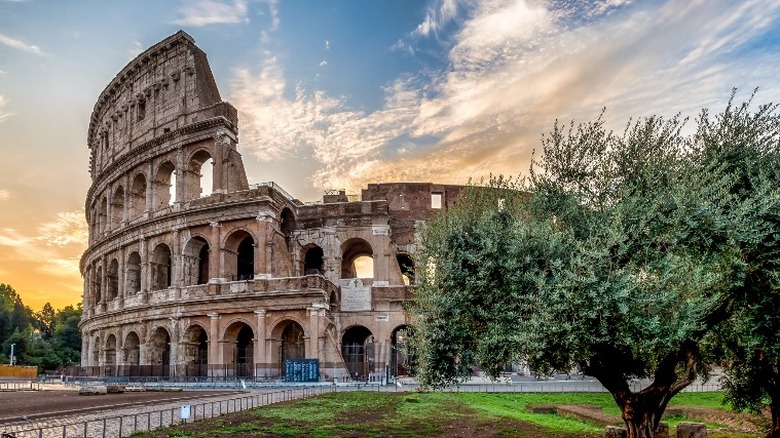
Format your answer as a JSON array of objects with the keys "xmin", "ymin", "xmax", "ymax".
[{"xmin": 79, "ymin": 31, "xmax": 464, "ymax": 380}]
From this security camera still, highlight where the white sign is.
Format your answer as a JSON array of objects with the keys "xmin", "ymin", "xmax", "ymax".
[
  {"xmin": 180, "ymin": 404, "xmax": 191, "ymax": 420},
  {"xmin": 340, "ymin": 278, "xmax": 372, "ymax": 311},
  {"xmin": 375, "ymin": 314, "xmax": 389, "ymax": 321}
]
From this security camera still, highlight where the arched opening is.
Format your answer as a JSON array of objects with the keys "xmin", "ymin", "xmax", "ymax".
[
  {"xmin": 397, "ymin": 253, "xmax": 415, "ymax": 285},
  {"xmin": 279, "ymin": 321, "xmax": 305, "ymax": 377},
  {"xmin": 183, "ymin": 237, "xmax": 210, "ymax": 286},
  {"xmin": 183, "ymin": 325, "xmax": 208, "ymax": 376},
  {"xmin": 130, "ymin": 173, "xmax": 147, "ymax": 219},
  {"xmin": 98, "ymin": 195, "xmax": 108, "ymax": 235},
  {"xmin": 224, "ymin": 322, "xmax": 254, "ymax": 377},
  {"xmin": 237, "ymin": 236, "xmax": 254, "ymax": 280},
  {"xmin": 105, "ymin": 334, "xmax": 117, "ymax": 368},
  {"xmin": 280, "ymin": 208, "xmax": 296, "ymax": 246},
  {"xmin": 152, "ymin": 243, "xmax": 172, "ymax": 290},
  {"xmin": 126, "ymin": 252, "xmax": 141, "ymax": 295},
  {"xmin": 391, "ymin": 325, "xmax": 415, "ymax": 378},
  {"xmin": 92, "ymin": 336, "xmax": 100, "ymax": 368},
  {"xmin": 94, "ymin": 266, "xmax": 103, "ymax": 305},
  {"xmin": 341, "ymin": 239, "xmax": 374, "ymax": 279},
  {"xmin": 106, "ymin": 258, "xmax": 119, "ymax": 300},
  {"xmin": 187, "ymin": 150, "xmax": 213, "ymax": 199},
  {"xmin": 154, "ymin": 161, "xmax": 176, "ymax": 209},
  {"xmin": 149, "ymin": 327, "xmax": 171, "ymax": 377},
  {"xmin": 341, "ymin": 326, "xmax": 374, "ymax": 380},
  {"xmin": 329, "ymin": 291, "xmax": 339, "ymax": 309},
  {"xmin": 111, "ymin": 186, "xmax": 124, "ymax": 229},
  {"xmin": 303, "ymin": 245, "xmax": 324, "ymax": 276},
  {"xmin": 124, "ymin": 332, "xmax": 140, "ymax": 366}
]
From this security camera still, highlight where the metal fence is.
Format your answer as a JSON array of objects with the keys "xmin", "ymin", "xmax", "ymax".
[{"xmin": 3, "ymin": 386, "xmax": 332, "ymax": 438}]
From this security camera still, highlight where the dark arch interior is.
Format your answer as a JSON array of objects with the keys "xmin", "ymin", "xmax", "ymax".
[
  {"xmin": 237, "ymin": 236, "xmax": 254, "ymax": 280},
  {"xmin": 304, "ymin": 246, "xmax": 324, "ymax": 275}
]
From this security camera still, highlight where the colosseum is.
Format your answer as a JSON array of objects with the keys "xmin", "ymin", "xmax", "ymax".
[{"xmin": 78, "ymin": 31, "xmax": 464, "ymax": 381}]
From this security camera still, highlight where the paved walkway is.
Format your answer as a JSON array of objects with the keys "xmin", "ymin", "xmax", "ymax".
[{"xmin": 1, "ymin": 387, "xmax": 322, "ymax": 438}]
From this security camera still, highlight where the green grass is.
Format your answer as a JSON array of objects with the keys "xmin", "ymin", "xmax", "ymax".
[{"xmin": 131, "ymin": 391, "xmax": 760, "ymax": 438}]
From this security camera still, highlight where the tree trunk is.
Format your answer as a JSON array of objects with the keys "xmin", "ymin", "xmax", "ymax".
[
  {"xmin": 616, "ymin": 392, "xmax": 667, "ymax": 438},
  {"xmin": 770, "ymin": 400, "xmax": 780, "ymax": 438}
]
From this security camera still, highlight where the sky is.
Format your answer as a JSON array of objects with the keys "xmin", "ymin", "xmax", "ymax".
[{"xmin": 1, "ymin": 0, "xmax": 780, "ymax": 311}]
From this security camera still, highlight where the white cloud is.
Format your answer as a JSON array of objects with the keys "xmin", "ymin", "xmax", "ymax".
[
  {"xmin": 412, "ymin": 0, "xmax": 462, "ymax": 38},
  {"xmin": 325, "ymin": 40, "xmax": 331, "ymax": 50},
  {"xmin": 127, "ymin": 41, "xmax": 144, "ymax": 60},
  {"xmin": 232, "ymin": 0, "xmax": 780, "ymax": 195},
  {"xmin": 172, "ymin": 0, "xmax": 249, "ymax": 26},
  {"xmin": 0, "ymin": 33, "xmax": 41, "ymax": 55},
  {"xmin": 319, "ymin": 60, "xmax": 327, "ymax": 67},
  {"xmin": 0, "ymin": 190, "xmax": 9, "ymax": 200},
  {"xmin": 0, "ymin": 95, "xmax": 15, "ymax": 123},
  {"xmin": 37, "ymin": 210, "xmax": 89, "ymax": 247}
]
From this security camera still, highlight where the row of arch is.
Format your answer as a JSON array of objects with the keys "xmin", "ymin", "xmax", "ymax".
[
  {"xmin": 92, "ymin": 321, "xmax": 413, "ymax": 378},
  {"xmin": 90, "ymin": 150, "xmax": 214, "ymax": 238},
  {"xmin": 86, "ymin": 228, "xmax": 416, "ymax": 307}
]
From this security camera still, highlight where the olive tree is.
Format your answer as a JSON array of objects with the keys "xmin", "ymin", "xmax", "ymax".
[{"xmin": 413, "ymin": 110, "xmax": 750, "ymax": 438}]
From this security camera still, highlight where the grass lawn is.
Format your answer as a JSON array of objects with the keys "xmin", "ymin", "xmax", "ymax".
[{"xmin": 131, "ymin": 391, "xmax": 765, "ymax": 438}]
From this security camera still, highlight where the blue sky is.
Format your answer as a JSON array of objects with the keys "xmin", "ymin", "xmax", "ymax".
[{"xmin": 1, "ymin": 0, "xmax": 780, "ymax": 309}]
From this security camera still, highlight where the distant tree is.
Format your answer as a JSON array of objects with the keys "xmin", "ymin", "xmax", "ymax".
[
  {"xmin": 413, "ymin": 109, "xmax": 751, "ymax": 437},
  {"xmin": 35, "ymin": 302, "xmax": 56, "ymax": 338}
]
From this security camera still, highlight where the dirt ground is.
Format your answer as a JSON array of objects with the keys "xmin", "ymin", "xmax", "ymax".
[{"xmin": 0, "ymin": 389, "xmax": 241, "ymax": 423}]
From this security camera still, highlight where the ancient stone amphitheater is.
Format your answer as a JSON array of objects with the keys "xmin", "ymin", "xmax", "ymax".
[{"xmin": 78, "ymin": 31, "xmax": 463, "ymax": 381}]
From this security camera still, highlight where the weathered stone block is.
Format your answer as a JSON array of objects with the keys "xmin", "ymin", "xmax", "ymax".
[
  {"xmin": 79, "ymin": 385, "xmax": 107, "ymax": 395},
  {"xmin": 604, "ymin": 426, "xmax": 627, "ymax": 438},
  {"xmin": 106, "ymin": 385, "xmax": 125, "ymax": 394},
  {"xmin": 676, "ymin": 422, "xmax": 707, "ymax": 438}
]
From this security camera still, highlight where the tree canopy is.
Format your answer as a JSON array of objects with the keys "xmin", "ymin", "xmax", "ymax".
[
  {"xmin": 412, "ymin": 94, "xmax": 780, "ymax": 438},
  {"xmin": 0, "ymin": 283, "xmax": 82, "ymax": 371}
]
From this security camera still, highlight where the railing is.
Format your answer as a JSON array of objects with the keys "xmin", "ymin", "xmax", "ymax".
[
  {"xmin": 0, "ymin": 380, "xmax": 41, "ymax": 391},
  {"xmin": 2, "ymin": 386, "xmax": 331, "ymax": 438}
]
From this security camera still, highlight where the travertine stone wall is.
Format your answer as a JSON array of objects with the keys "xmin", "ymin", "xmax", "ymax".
[{"xmin": 79, "ymin": 31, "xmax": 464, "ymax": 381}]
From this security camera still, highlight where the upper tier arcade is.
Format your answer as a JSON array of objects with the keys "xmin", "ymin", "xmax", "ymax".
[{"xmin": 85, "ymin": 31, "xmax": 248, "ymax": 244}]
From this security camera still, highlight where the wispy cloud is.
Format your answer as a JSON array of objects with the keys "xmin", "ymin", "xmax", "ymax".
[
  {"xmin": 0, "ymin": 95, "xmax": 15, "ymax": 123},
  {"xmin": 0, "ymin": 210, "xmax": 87, "ymax": 279},
  {"xmin": 127, "ymin": 41, "xmax": 144, "ymax": 60},
  {"xmin": 0, "ymin": 190, "xmax": 9, "ymax": 201},
  {"xmin": 171, "ymin": 0, "xmax": 249, "ymax": 26},
  {"xmin": 0, "ymin": 33, "xmax": 41, "ymax": 55},
  {"xmin": 232, "ymin": 0, "xmax": 780, "ymax": 196}
]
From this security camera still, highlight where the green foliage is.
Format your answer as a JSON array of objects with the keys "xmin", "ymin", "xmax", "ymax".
[
  {"xmin": 411, "ymin": 95, "xmax": 780, "ymax": 436},
  {"xmin": 0, "ymin": 284, "xmax": 82, "ymax": 371}
]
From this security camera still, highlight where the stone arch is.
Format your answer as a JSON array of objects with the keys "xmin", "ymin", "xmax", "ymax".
[
  {"xmin": 183, "ymin": 236, "xmax": 210, "ymax": 286},
  {"xmin": 154, "ymin": 160, "xmax": 176, "ymax": 209},
  {"xmin": 224, "ymin": 229, "xmax": 255, "ymax": 281},
  {"xmin": 94, "ymin": 265, "xmax": 103, "ymax": 305},
  {"xmin": 341, "ymin": 238, "xmax": 374, "ymax": 279},
  {"xmin": 182, "ymin": 324, "xmax": 208, "ymax": 376},
  {"xmin": 390, "ymin": 325, "xmax": 415, "ymax": 377},
  {"xmin": 302, "ymin": 244, "xmax": 324, "ymax": 276},
  {"xmin": 186, "ymin": 149, "xmax": 213, "ymax": 199},
  {"xmin": 222, "ymin": 320, "xmax": 254, "ymax": 377},
  {"xmin": 151, "ymin": 243, "xmax": 172, "ymax": 290},
  {"xmin": 129, "ymin": 173, "xmax": 147, "ymax": 219},
  {"xmin": 105, "ymin": 334, "xmax": 117, "ymax": 366},
  {"xmin": 341, "ymin": 325, "xmax": 374, "ymax": 380},
  {"xmin": 92, "ymin": 335, "xmax": 100, "ymax": 367},
  {"xmin": 98, "ymin": 194, "xmax": 108, "ymax": 235},
  {"xmin": 148, "ymin": 326, "xmax": 171, "ymax": 376},
  {"xmin": 125, "ymin": 251, "xmax": 141, "ymax": 295},
  {"xmin": 111, "ymin": 185, "xmax": 125, "ymax": 229},
  {"xmin": 396, "ymin": 253, "xmax": 415, "ymax": 285},
  {"xmin": 280, "ymin": 208, "xmax": 296, "ymax": 246},
  {"xmin": 124, "ymin": 331, "xmax": 140, "ymax": 365},
  {"xmin": 106, "ymin": 258, "xmax": 119, "ymax": 300},
  {"xmin": 329, "ymin": 290, "xmax": 339, "ymax": 309},
  {"xmin": 269, "ymin": 319, "xmax": 306, "ymax": 377}
]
